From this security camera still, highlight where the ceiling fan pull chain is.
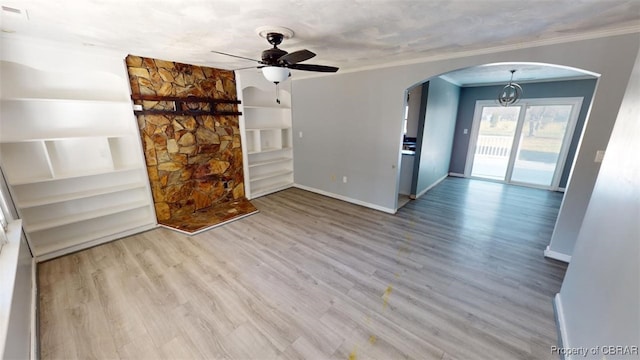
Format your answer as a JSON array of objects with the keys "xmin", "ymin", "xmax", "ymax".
[{"xmin": 275, "ymin": 82, "xmax": 281, "ymax": 104}]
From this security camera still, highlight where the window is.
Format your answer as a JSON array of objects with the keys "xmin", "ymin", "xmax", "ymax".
[
  {"xmin": 0, "ymin": 196, "xmax": 8, "ymax": 252},
  {"xmin": 0, "ymin": 169, "xmax": 13, "ymax": 252},
  {"xmin": 403, "ymin": 104, "xmax": 409, "ymax": 134},
  {"xmin": 403, "ymin": 93, "xmax": 410, "ymax": 135}
]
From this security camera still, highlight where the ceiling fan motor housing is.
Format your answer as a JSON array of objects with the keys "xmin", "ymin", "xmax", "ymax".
[
  {"xmin": 266, "ymin": 32, "xmax": 285, "ymax": 46},
  {"xmin": 261, "ymin": 46, "xmax": 287, "ymax": 65}
]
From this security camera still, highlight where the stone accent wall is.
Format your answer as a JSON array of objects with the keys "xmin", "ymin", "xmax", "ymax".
[{"xmin": 126, "ymin": 55, "xmax": 253, "ymax": 232}]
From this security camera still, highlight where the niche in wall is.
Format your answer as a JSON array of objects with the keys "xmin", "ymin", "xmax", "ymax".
[{"xmin": 126, "ymin": 55, "xmax": 257, "ymax": 233}]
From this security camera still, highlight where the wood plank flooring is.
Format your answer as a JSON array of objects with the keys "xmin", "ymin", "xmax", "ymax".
[{"xmin": 38, "ymin": 178, "xmax": 567, "ymax": 359}]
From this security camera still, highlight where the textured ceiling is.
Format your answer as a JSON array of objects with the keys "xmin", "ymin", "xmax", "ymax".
[{"xmin": 1, "ymin": 0, "xmax": 639, "ymax": 82}]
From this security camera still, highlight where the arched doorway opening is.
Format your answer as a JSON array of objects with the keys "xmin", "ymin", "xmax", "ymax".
[{"xmin": 396, "ymin": 62, "xmax": 599, "ymax": 210}]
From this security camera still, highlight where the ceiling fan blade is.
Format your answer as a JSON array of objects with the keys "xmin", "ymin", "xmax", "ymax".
[
  {"xmin": 232, "ymin": 65, "xmax": 260, "ymax": 71},
  {"xmin": 288, "ymin": 63, "xmax": 339, "ymax": 72},
  {"xmin": 211, "ymin": 50, "xmax": 261, "ymax": 63},
  {"xmin": 278, "ymin": 49, "xmax": 316, "ymax": 65}
]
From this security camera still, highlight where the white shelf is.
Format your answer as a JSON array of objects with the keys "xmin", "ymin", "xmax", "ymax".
[
  {"xmin": 248, "ymin": 146, "xmax": 292, "ymax": 155},
  {"xmin": 239, "ymin": 76, "xmax": 293, "ymax": 199},
  {"xmin": 17, "ymin": 182, "xmax": 146, "ymax": 208},
  {"xmin": 0, "ymin": 133, "xmax": 134, "ymax": 144},
  {"xmin": 250, "ymin": 181, "xmax": 293, "ymax": 199},
  {"xmin": 0, "ymin": 99, "xmax": 135, "ymax": 142},
  {"xmin": 0, "ymin": 141, "xmax": 53, "ymax": 182},
  {"xmin": 245, "ymin": 126, "xmax": 291, "ymax": 130},
  {"xmin": 34, "ymin": 212, "xmax": 154, "ymax": 258},
  {"xmin": 8, "ymin": 165, "xmax": 141, "ymax": 186},
  {"xmin": 1, "ymin": 54, "xmax": 155, "ymax": 259},
  {"xmin": 2, "ymin": 97, "xmax": 129, "ymax": 103},
  {"xmin": 0, "ymin": 136, "xmax": 143, "ymax": 184},
  {"xmin": 241, "ymin": 86, "xmax": 292, "ymax": 108},
  {"xmin": 249, "ymin": 157, "xmax": 292, "ymax": 168},
  {"xmin": 250, "ymin": 169, "xmax": 293, "ymax": 182},
  {"xmin": 26, "ymin": 200, "xmax": 149, "ymax": 232},
  {"xmin": 243, "ymin": 107, "xmax": 291, "ymax": 129}
]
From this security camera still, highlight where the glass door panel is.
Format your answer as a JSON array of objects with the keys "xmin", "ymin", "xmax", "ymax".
[
  {"xmin": 470, "ymin": 106, "xmax": 520, "ymax": 180},
  {"xmin": 511, "ymin": 105, "xmax": 573, "ymax": 186}
]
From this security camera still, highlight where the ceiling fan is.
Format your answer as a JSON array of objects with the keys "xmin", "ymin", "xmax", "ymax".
[{"xmin": 211, "ymin": 27, "xmax": 339, "ymax": 85}]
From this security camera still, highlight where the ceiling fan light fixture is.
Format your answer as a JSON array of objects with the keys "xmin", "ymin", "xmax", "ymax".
[
  {"xmin": 498, "ymin": 69, "xmax": 523, "ymax": 107},
  {"xmin": 262, "ymin": 66, "xmax": 290, "ymax": 83}
]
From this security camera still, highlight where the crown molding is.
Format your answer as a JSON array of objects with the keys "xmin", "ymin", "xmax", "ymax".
[{"xmin": 293, "ymin": 25, "xmax": 640, "ymax": 81}]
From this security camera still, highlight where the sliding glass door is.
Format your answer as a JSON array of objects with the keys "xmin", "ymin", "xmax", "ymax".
[
  {"xmin": 465, "ymin": 98, "xmax": 582, "ymax": 190},
  {"xmin": 469, "ymin": 106, "xmax": 520, "ymax": 180}
]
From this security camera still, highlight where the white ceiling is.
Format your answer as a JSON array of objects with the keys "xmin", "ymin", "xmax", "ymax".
[{"xmin": 1, "ymin": 0, "xmax": 639, "ymax": 83}]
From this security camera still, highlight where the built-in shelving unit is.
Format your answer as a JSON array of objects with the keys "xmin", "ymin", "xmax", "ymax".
[
  {"xmin": 237, "ymin": 71, "xmax": 294, "ymax": 199},
  {"xmin": 0, "ymin": 57, "xmax": 156, "ymax": 260}
]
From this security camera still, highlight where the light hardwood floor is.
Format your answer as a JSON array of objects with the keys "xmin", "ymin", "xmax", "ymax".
[{"xmin": 38, "ymin": 178, "xmax": 567, "ymax": 359}]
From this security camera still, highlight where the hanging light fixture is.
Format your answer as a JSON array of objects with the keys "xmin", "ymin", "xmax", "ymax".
[
  {"xmin": 261, "ymin": 66, "xmax": 290, "ymax": 83},
  {"xmin": 261, "ymin": 66, "xmax": 290, "ymax": 104},
  {"xmin": 497, "ymin": 69, "xmax": 523, "ymax": 107}
]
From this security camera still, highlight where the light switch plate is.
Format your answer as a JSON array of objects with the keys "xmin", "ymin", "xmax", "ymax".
[{"xmin": 595, "ymin": 150, "xmax": 605, "ymax": 163}]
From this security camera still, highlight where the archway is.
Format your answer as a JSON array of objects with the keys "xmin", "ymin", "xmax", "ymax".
[{"xmin": 396, "ymin": 62, "xmax": 599, "ymax": 210}]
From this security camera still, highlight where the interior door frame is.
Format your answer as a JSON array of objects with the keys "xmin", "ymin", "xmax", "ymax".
[{"xmin": 464, "ymin": 97, "xmax": 584, "ymax": 190}]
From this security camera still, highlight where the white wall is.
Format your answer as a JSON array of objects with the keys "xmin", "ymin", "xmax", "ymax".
[
  {"xmin": 554, "ymin": 47, "xmax": 639, "ymax": 360},
  {"xmin": 1, "ymin": 231, "xmax": 33, "ymax": 360},
  {"xmin": 292, "ymin": 33, "xmax": 639, "ymax": 247},
  {"xmin": 0, "ymin": 168, "xmax": 34, "ymax": 360},
  {"xmin": 413, "ymin": 77, "xmax": 459, "ymax": 197}
]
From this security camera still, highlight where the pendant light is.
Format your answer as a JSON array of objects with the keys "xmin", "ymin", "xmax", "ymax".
[
  {"xmin": 498, "ymin": 70, "xmax": 523, "ymax": 107},
  {"xmin": 261, "ymin": 66, "xmax": 290, "ymax": 83},
  {"xmin": 261, "ymin": 66, "xmax": 290, "ymax": 104}
]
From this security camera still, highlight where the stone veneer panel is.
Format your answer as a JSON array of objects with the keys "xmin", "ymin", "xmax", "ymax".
[{"xmin": 126, "ymin": 55, "xmax": 256, "ymax": 233}]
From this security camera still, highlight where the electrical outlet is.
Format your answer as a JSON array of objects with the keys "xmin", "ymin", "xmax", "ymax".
[
  {"xmin": 463, "ymin": 128, "xmax": 468, "ymax": 134},
  {"xmin": 299, "ymin": 131, "xmax": 303, "ymax": 138},
  {"xmin": 342, "ymin": 176, "xmax": 348, "ymax": 183},
  {"xmin": 595, "ymin": 150, "xmax": 605, "ymax": 163},
  {"xmin": 330, "ymin": 174, "xmax": 336, "ymax": 182}
]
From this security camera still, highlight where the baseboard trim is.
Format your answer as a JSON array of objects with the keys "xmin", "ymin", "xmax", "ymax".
[
  {"xmin": 448, "ymin": 172, "xmax": 466, "ymax": 178},
  {"xmin": 414, "ymin": 174, "xmax": 448, "ymax": 199},
  {"xmin": 553, "ymin": 293, "xmax": 569, "ymax": 360},
  {"xmin": 544, "ymin": 246, "xmax": 572, "ymax": 263},
  {"xmin": 293, "ymin": 184, "xmax": 396, "ymax": 214},
  {"xmin": 30, "ymin": 258, "xmax": 37, "ymax": 360}
]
